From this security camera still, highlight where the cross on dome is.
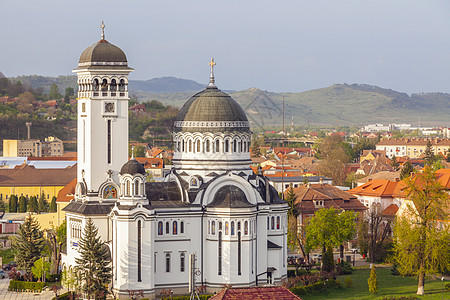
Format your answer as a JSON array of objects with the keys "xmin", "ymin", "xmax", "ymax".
[
  {"xmin": 208, "ymin": 57, "xmax": 216, "ymax": 87},
  {"xmin": 100, "ymin": 21, "xmax": 106, "ymax": 40}
]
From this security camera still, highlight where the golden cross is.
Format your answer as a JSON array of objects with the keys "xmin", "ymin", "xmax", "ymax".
[
  {"xmin": 100, "ymin": 21, "xmax": 105, "ymax": 40},
  {"xmin": 209, "ymin": 58, "xmax": 216, "ymax": 71}
]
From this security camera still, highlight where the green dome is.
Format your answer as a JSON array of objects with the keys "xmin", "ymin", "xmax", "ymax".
[
  {"xmin": 174, "ymin": 86, "xmax": 249, "ymax": 133},
  {"xmin": 78, "ymin": 39, "xmax": 128, "ymax": 67}
]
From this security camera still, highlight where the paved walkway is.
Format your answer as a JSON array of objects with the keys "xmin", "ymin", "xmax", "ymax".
[{"xmin": 0, "ymin": 278, "xmax": 56, "ymax": 300}]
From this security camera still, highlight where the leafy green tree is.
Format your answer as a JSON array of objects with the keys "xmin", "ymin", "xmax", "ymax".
[
  {"xmin": 9, "ymin": 195, "xmax": 18, "ymax": 213},
  {"xmin": 46, "ymin": 220, "xmax": 66, "ymax": 274},
  {"xmin": 28, "ymin": 196, "xmax": 38, "ymax": 213},
  {"xmin": 390, "ymin": 155, "xmax": 399, "ymax": 171},
  {"xmin": 305, "ymin": 208, "xmax": 356, "ymax": 269},
  {"xmin": 128, "ymin": 145, "xmax": 146, "ymax": 157},
  {"xmin": 76, "ymin": 218, "xmax": 112, "ymax": 299},
  {"xmin": 18, "ymin": 196, "xmax": 27, "ymax": 213},
  {"xmin": 64, "ymin": 87, "xmax": 74, "ymax": 103},
  {"xmin": 393, "ymin": 167, "xmax": 450, "ymax": 295},
  {"xmin": 368, "ymin": 265, "xmax": 378, "ymax": 294},
  {"xmin": 49, "ymin": 83, "xmax": 61, "ymax": 100},
  {"xmin": 38, "ymin": 193, "xmax": 48, "ymax": 213},
  {"xmin": 446, "ymin": 148, "xmax": 450, "ymax": 163},
  {"xmin": 31, "ymin": 257, "xmax": 51, "ymax": 282},
  {"xmin": 50, "ymin": 196, "xmax": 57, "ymax": 212},
  {"xmin": 400, "ymin": 161, "xmax": 414, "ymax": 180},
  {"xmin": 12, "ymin": 215, "xmax": 45, "ymax": 281}
]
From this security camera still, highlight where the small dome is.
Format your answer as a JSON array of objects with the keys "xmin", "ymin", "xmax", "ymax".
[
  {"xmin": 78, "ymin": 39, "xmax": 127, "ymax": 67},
  {"xmin": 208, "ymin": 185, "xmax": 254, "ymax": 208},
  {"xmin": 120, "ymin": 158, "xmax": 146, "ymax": 175},
  {"xmin": 174, "ymin": 86, "xmax": 249, "ymax": 133}
]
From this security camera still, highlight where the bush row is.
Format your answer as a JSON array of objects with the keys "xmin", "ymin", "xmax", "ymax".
[
  {"xmin": 287, "ymin": 268, "xmax": 310, "ymax": 277},
  {"xmin": 162, "ymin": 295, "xmax": 212, "ymax": 300},
  {"xmin": 8, "ymin": 280, "xmax": 46, "ymax": 292},
  {"xmin": 290, "ymin": 279, "xmax": 342, "ymax": 295}
]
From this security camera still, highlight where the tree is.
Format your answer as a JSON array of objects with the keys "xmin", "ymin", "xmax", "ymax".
[
  {"xmin": 424, "ymin": 141, "xmax": 436, "ymax": 166},
  {"xmin": 12, "ymin": 214, "xmax": 45, "ymax": 281},
  {"xmin": 129, "ymin": 145, "xmax": 146, "ymax": 157},
  {"xmin": 390, "ymin": 155, "xmax": 399, "ymax": 171},
  {"xmin": 17, "ymin": 91, "xmax": 35, "ymax": 114},
  {"xmin": 9, "ymin": 195, "xmax": 18, "ymax": 213},
  {"xmin": 38, "ymin": 193, "xmax": 48, "ymax": 213},
  {"xmin": 305, "ymin": 208, "xmax": 356, "ymax": 268},
  {"xmin": 393, "ymin": 167, "xmax": 450, "ymax": 295},
  {"xmin": 400, "ymin": 161, "xmax": 414, "ymax": 180},
  {"xmin": 357, "ymin": 218, "xmax": 369, "ymax": 256},
  {"xmin": 49, "ymin": 83, "xmax": 61, "ymax": 100},
  {"xmin": 364, "ymin": 204, "xmax": 393, "ymax": 263},
  {"xmin": 75, "ymin": 218, "xmax": 112, "ymax": 299},
  {"xmin": 46, "ymin": 220, "xmax": 66, "ymax": 274},
  {"xmin": 285, "ymin": 184, "xmax": 298, "ymax": 217},
  {"xmin": 317, "ymin": 135, "xmax": 351, "ymax": 185},
  {"xmin": 368, "ymin": 265, "xmax": 378, "ymax": 294},
  {"xmin": 28, "ymin": 196, "xmax": 38, "ymax": 213},
  {"xmin": 64, "ymin": 87, "xmax": 74, "ymax": 103},
  {"xmin": 50, "ymin": 196, "xmax": 57, "ymax": 212},
  {"xmin": 250, "ymin": 138, "xmax": 261, "ymax": 158},
  {"xmin": 0, "ymin": 197, "xmax": 6, "ymax": 212},
  {"xmin": 31, "ymin": 257, "xmax": 51, "ymax": 282},
  {"xmin": 446, "ymin": 148, "xmax": 450, "ymax": 163},
  {"xmin": 18, "ymin": 196, "xmax": 27, "ymax": 213}
]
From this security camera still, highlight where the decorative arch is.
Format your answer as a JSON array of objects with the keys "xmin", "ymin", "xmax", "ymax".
[{"xmin": 99, "ymin": 181, "xmax": 119, "ymax": 200}]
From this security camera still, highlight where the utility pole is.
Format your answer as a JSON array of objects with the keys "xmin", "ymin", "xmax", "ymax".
[{"xmin": 189, "ymin": 253, "xmax": 201, "ymax": 300}]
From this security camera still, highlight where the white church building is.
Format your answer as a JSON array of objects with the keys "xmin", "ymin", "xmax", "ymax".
[{"xmin": 62, "ymin": 26, "xmax": 288, "ymax": 299}]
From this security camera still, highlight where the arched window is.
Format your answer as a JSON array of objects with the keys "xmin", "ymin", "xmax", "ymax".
[
  {"xmin": 225, "ymin": 222, "xmax": 229, "ymax": 235},
  {"xmin": 196, "ymin": 140, "xmax": 200, "ymax": 153},
  {"xmin": 173, "ymin": 221, "xmax": 177, "ymax": 235},
  {"xmin": 239, "ymin": 141, "xmax": 242, "ymax": 152},
  {"xmin": 215, "ymin": 140, "xmax": 220, "ymax": 153},
  {"xmin": 180, "ymin": 253, "xmax": 185, "ymax": 272},
  {"xmin": 101, "ymin": 79, "xmax": 108, "ymax": 91},
  {"xmin": 237, "ymin": 221, "xmax": 241, "ymax": 231},
  {"xmin": 231, "ymin": 221, "xmax": 235, "ymax": 235},
  {"xmin": 225, "ymin": 140, "xmax": 229, "ymax": 153},
  {"xmin": 212, "ymin": 221, "xmax": 215, "ymax": 235},
  {"xmin": 166, "ymin": 253, "xmax": 171, "ymax": 272},
  {"xmin": 119, "ymin": 79, "xmax": 126, "ymax": 92},
  {"xmin": 126, "ymin": 180, "xmax": 131, "ymax": 196},
  {"xmin": 182, "ymin": 139, "xmax": 185, "ymax": 152},
  {"xmin": 188, "ymin": 140, "xmax": 192, "ymax": 152},
  {"xmin": 166, "ymin": 222, "xmax": 170, "ymax": 234},
  {"xmin": 219, "ymin": 222, "xmax": 222, "ymax": 231},
  {"xmin": 158, "ymin": 221, "xmax": 163, "ymax": 235},
  {"xmin": 233, "ymin": 140, "xmax": 237, "ymax": 152},
  {"xmin": 134, "ymin": 179, "xmax": 139, "ymax": 195},
  {"xmin": 238, "ymin": 231, "xmax": 242, "ymax": 275},
  {"xmin": 277, "ymin": 216, "xmax": 280, "ymax": 229},
  {"xmin": 271, "ymin": 216, "xmax": 275, "ymax": 230},
  {"xmin": 245, "ymin": 221, "xmax": 248, "ymax": 235},
  {"xmin": 110, "ymin": 79, "xmax": 117, "ymax": 92},
  {"xmin": 180, "ymin": 221, "xmax": 184, "ymax": 234},
  {"xmin": 206, "ymin": 140, "xmax": 210, "ymax": 152},
  {"xmin": 137, "ymin": 220, "xmax": 142, "ymax": 282},
  {"xmin": 92, "ymin": 79, "xmax": 99, "ymax": 91}
]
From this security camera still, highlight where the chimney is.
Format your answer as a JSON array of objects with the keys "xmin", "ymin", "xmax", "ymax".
[
  {"xmin": 26, "ymin": 122, "xmax": 32, "ymax": 140},
  {"xmin": 319, "ymin": 177, "xmax": 323, "ymax": 185}
]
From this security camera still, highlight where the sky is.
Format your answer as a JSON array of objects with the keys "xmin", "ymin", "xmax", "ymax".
[{"xmin": 2, "ymin": 0, "xmax": 450, "ymax": 93}]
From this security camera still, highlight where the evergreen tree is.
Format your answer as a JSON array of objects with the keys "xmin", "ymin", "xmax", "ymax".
[
  {"xmin": 18, "ymin": 196, "xmax": 27, "ymax": 213},
  {"xmin": 12, "ymin": 214, "xmax": 45, "ymax": 281},
  {"xmin": 400, "ymin": 161, "xmax": 414, "ymax": 180},
  {"xmin": 446, "ymin": 148, "xmax": 450, "ymax": 163},
  {"xmin": 424, "ymin": 141, "xmax": 435, "ymax": 166},
  {"xmin": 76, "ymin": 218, "xmax": 112, "ymax": 299},
  {"xmin": 0, "ymin": 197, "xmax": 6, "ymax": 212},
  {"xmin": 49, "ymin": 83, "xmax": 61, "ymax": 99},
  {"xmin": 390, "ymin": 155, "xmax": 399, "ymax": 170},
  {"xmin": 285, "ymin": 184, "xmax": 298, "ymax": 217},
  {"xmin": 368, "ymin": 265, "xmax": 378, "ymax": 294},
  {"xmin": 50, "ymin": 196, "xmax": 57, "ymax": 213},
  {"xmin": 38, "ymin": 193, "xmax": 48, "ymax": 213},
  {"xmin": 28, "ymin": 196, "xmax": 38, "ymax": 213},
  {"xmin": 9, "ymin": 195, "xmax": 18, "ymax": 213}
]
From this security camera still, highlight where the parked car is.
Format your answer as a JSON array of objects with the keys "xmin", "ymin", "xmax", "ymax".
[
  {"xmin": 0, "ymin": 270, "xmax": 5, "ymax": 279},
  {"xmin": 2, "ymin": 261, "xmax": 17, "ymax": 271}
]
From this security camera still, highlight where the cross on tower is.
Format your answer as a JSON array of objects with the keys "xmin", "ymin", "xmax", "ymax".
[
  {"xmin": 208, "ymin": 58, "xmax": 216, "ymax": 87},
  {"xmin": 100, "ymin": 21, "xmax": 105, "ymax": 40},
  {"xmin": 209, "ymin": 58, "xmax": 216, "ymax": 72}
]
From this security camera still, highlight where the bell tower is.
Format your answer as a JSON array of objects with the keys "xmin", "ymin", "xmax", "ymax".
[{"xmin": 73, "ymin": 22, "xmax": 134, "ymax": 201}]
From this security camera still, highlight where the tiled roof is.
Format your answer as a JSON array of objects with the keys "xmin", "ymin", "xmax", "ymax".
[
  {"xmin": 210, "ymin": 286, "xmax": 302, "ymax": 300},
  {"xmin": 135, "ymin": 157, "xmax": 163, "ymax": 169},
  {"xmin": 356, "ymin": 171, "xmax": 401, "ymax": 185},
  {"xmin": 56, "ymin": 178, "xmax": 76, "ymax": 202},
  {"xmin": 0, "ymin": 163, "xmax": 76, "ymax": 186},
  {"xmin": 377, "ymin": 138, "xmax": 450, "ymax": 146},
  {"xmin": 349, "ymin": 179, "xmax": 397, "ymax": 197},
  {"xmin": 381, "ymin": 203, "xmax": 399, "ymax": 216}
]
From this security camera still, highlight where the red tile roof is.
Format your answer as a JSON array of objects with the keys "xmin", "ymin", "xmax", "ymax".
[
  {"xmin": 210, "ymin": 286, "xmax": 302, "ymax": 300},
  {"xmin": 56, "ymin": 178, "xmax": 76, "ymax": 202},
  {"xmin": 381, "ymin": 203, "xmax": 399, "ymax": 216},
  {"xmin": 349, "ymin": 179, "xmax": 397, "ymax": 197},
  {"xmin": 0, "ymin": 164, "xmax": 76, "ymax": 186}
]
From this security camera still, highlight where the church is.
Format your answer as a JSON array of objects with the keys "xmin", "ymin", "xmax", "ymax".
[{"xmin": 62, "ymin": 25, "xmax": 288, "ymax": 299}]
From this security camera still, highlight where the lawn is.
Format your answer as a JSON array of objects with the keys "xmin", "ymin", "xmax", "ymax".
[
  {"xmin": 300, "ymin": 267, "xmax": 449, "ymax": 300},
  {"xmin": 0, "ymin": 248, "xmax": 15, "ymax": 264}
]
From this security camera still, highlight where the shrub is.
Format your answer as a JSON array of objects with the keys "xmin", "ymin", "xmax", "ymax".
[
  {"xmin": 322, "ymin": 246, "xmax": 335, "ymax": 272},
  {"xmin": 391, "ymin": 264, "xmax": 400, "ymax": 276},
  {"xmin": 290, "ymin": 279, "xmax": 342, "ymax": 295},
  {"xmin": 368, "ymin": 265, "xmax": 378, "ymax": 294},
  {"xmin": 296, "ymin": 269, "xmax": 309, "ymax": 276},
  {"xmin": 336, "ymin": 261, "xmax": 353, "ymax": 275},
  {"xmin": 8, "ymin": 280, "xmax": 46, "ymax": 292},
  {"xmin": 344, "ymin": 277, "xmax": 353, "ymax": 288},
  {"xmin": 287, "ymin": 269, "xmax": 296, "ymax": 277},
  {"xmin": 445, "ymin": 283, "xmax": 450, "ymax": 291}
]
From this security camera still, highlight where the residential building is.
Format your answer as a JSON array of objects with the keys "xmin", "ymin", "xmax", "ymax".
[
  {"xmin": 3, "ymin": 136, "xmax": 64, "ymax": 157},
  {"xmin": 376, "ymin": 138, "xmax": 450, "ymax": 158},
  {"xmin": 348, "ymin": 179, "xmax": 400, "ymax": 210},
  {"xmin": 268, "ymin": 176, "xmax": 332, "ymax": 194}
]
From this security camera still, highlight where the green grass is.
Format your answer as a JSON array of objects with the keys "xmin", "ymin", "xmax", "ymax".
[
  {"xmin": 301, "ymin": 267, "xmax": 449, "ymax": 300},
  {"xmin": 0, "ymin": 248, "xmax": 15, "ymax": 264}
]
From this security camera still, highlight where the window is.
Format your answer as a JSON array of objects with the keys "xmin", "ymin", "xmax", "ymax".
[
  {"xmin": 225, "ymin": 140, "xmax": 229, "ymax": 153},
  {"xmin": 219, "ymin": 222, "xmax": 222, "ymax": 231},
  {"xmin": 189, "ymin": 140, "xmax": 192, "ymax": 152},
  {"xmin": 212, "ymin": 221, "xmax": 215, "ymax": 235},
  {"xmin": 119, "ymin": 79, "xmax": 126, "ymax": 92},
  {"xmin": 154, "ymin": 253, "xmax": 157, "ymax": 273},
  {"xmin": 180, "ymin": 253, "xmax": 185, "ymax": 272},
  {"xmin": 180, "ymin": 221, "xmax": 184, "ymax": 234},
  {"xmin": 237, "ymin": 221, "xmax": 241, "ymax": 231},
  {"xmin": 206, "ymin": 140, "xmax": 210, "ymax": 152},
  {"xmin": 271, "ymin": 217, "xmax": 274, "ymax": 230},
  {"xmin": 277, "ymin": 216, "xmax": 280, "ymax": 229},
  {"xmin": 218, "ymin": 232, "xmax": 222, "ymax": 275},
  {"xmin": 166, "ymin": 253, "xmax": 171, "ymax": 272},
  {"xmin": 225, "ymin": 222, "xmax": 229, "ymax": 235},
  {"xmin": 238, "ymin": 232, "xmax": 242, "ymax": 275},
  {"xmin": 196, "ymin": 140, "xmax": 200, "ymax": 153},
  {"xmin": 110, "ymin": 79, "xmax": 117, "ymax": 92},
  {"xmin": 231, "ymin": 221, "xmax": 235, "ymax": 235},
  {"xmin": 245, "ymin": 221, "xmax": 248, "ymax": 235},
  {"xmin": 126, "ymin": 180, "xmax": 130, "ymax": 196},
  {"xmin": 182, "ymin": 139, "xmax": 185, "ymax": 152},
  {"xmin": 166, "ymin": 222, "xmax": 170, "ymax": 234},
  {"xmin": 267, "ymin": 217, "xmax": 269, "ymax": 230},
  {"xmin": 215, "ymin": 140, "xmax": 220, "ymax": 153},
  {"xmin": 158, "ymin": 221, "xmax": 163, "ymax": 235},
  {"xmin": 134, "ymin": 179, "xmax": 139, "ymax": 195},
  {"xmin": 173, "ymin": 221, "xmax": 178, "ymax": 235},
  {"xmin": 233, "ymin": 140, "xmax": 237, "ymax": 152},
  {"xmin": 137, "ymin": 220, "xmax": 142, "ymax": 282}
]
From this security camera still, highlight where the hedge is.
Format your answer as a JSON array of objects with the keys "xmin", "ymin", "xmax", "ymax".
[
  {"xmin": 8, "ymin": 280, "xmax": 46, "ymax": 292},
  {"xmin": 162, "ymin": 295, "xmax": 212, "ymax": 300},
  {"xmin": 288, "ymin": 268, "xmax": 310, "ymax": 277},
  {"xmin": 290, "ymin": 279, "xmax": 342, "ymax": 295}
]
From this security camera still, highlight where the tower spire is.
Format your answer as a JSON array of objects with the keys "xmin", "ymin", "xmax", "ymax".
[
  {"xmin": 208, "ymin": 58, "xmax": 216, "ymax": 88},
  {"xmin": 100, "ymin": 21, "xmax": 105, "ymax": 40}
]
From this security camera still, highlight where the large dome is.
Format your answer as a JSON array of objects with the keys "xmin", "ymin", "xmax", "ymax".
[
  {"xmin": 78, "ymin": 39, "xmax": 128, "ymax": 67},
  {"xmin": 120, "ymin": 158, "xmax": 145, "ymax": 175},
  {"xmin": 174, "ymin": 86, "xmax": 249, "ymax": 133}
]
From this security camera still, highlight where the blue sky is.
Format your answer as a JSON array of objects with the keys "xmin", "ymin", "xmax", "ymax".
[{"xmin": 2, "ymin": 0, "xmax": 450, "ymax": 93}]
